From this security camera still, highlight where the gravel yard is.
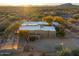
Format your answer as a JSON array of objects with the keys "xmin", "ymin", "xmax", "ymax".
[{"xmin": 27, "ymin": 37, "xmax": 79, "ymax": 52}]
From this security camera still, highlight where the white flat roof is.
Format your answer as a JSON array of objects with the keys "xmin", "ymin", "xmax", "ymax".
[
  {"xmin": 19, "ymin": 25, "xmax": 56, "ymax": 31},
  {"xmin": 22, "ymin": 21, "xmax": 48, "ymax": 26},
  {"xmin": 41, "ymin": 26, "xmax": 55, "ymax": 31},
  {"xmin": 19, "ymin": 25, "xmax": 40, "ymax": 30}
]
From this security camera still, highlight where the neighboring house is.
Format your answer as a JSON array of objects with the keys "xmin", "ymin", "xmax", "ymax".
[
  {"xmin": 70, "ymin": 21, "xmax": 79, "ymax": 34},
  {"xmin": 61, "ymin": 14, "xmax": 72, "ymax": 19},
  {"xmin": 71, "ymin": 21, "xmax": 79, "ymax": 29},
  {"xmin": 52, "ymin": 22, "xmax": 60, "ymax": 27}
]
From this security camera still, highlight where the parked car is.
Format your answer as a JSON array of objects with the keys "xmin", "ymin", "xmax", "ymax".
[{"xmin": 0, "ymin": 49, "xmax": 16, "ymax": 56}]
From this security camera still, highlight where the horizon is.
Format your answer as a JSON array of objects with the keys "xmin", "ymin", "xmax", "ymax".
[{"xmin": 0, "ymin": 3, "xmax": 79, "ymax": 6}]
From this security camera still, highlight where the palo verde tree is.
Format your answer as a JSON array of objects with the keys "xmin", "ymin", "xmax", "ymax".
[{"xmin": 42, "ymin": 16, "xmax": 54, "ymax": 25}]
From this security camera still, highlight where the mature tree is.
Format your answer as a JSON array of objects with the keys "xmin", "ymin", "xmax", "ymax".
[
  {"xmin": 18, "ymin": 30, "xmax": 29, "ymax": 51},
  {"xmin": 53, "ymin": 16, "xmax": 65, "ymax": 24},
  {"xmin": 42, "ymin": 16, "xmax": 65, "ymax": 24},
  {"xmin": 5, "ymin": 22, "xmax": 21, "ymax": 32},
  {"xmin": 42, "ymin": 16, "xmax": 53, "ymax": 25},
  {"xmin": 55, "ymin": 26, "xmax": 65, "ymax": 37}
]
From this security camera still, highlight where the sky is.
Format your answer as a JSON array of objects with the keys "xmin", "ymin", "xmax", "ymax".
[{"xmin": 0, "ymin": 0, "xmax": 78, "ymax": 6}]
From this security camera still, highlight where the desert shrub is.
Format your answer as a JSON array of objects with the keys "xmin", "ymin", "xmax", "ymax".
[
  {"xmin": 71, "ymin": 49, "xmax": 79, "ymax": 56},
  {"xmin": 54, "ymin": 45, "xmax": 71, "ymax": 56},
  {"xmin": 29, "ymin": 36, "xmax": 37, "ymax": 41},
  {"xmin": 55, "ymin": 26, "xmax": 65, "ymax": 37},
  {"xmin": 73, "ymin": 14, "xmax": 79, "ymax": 19}
]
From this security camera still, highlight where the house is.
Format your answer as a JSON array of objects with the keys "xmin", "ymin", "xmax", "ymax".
[
  {"xmin": 18, "ymin": 21, "xmax": 56, "ymax": 51},
  {"xmin": 19, "ymin": 21, "xmax": 56, "ymax": 39}
]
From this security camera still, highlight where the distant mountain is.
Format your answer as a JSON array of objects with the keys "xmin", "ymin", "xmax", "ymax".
[
  {"xmin": 61, "ymin": 3, "xmax": 73, "ymax": 6},
  {"xmin": 58, "ymin": 3, "xmax": 79, "ymax": 8}
]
